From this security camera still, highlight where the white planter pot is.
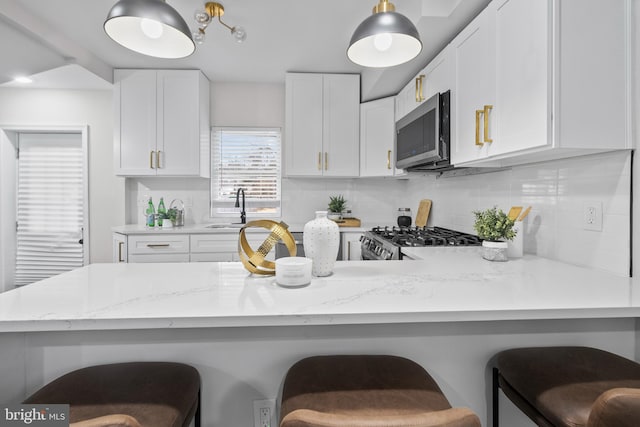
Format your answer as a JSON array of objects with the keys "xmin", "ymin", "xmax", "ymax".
[
  {"xmin": 482, "ymin": 240, "xmax": 509, "ymax": 262},
  {"xmin": 327, "ymin": 212, "xmax": 342, "ymax": 221},
  {"xmin": 303, "ymin": 211, "xmax": 340, "ymax": 276}
]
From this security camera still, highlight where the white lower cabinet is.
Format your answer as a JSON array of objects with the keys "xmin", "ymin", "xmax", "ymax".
[
  {"xmin": 113, "ymin": 232, "xmax": 274, "ymax": 263},
  {"xmin": 112, "ymin": 233, "xmax": 127, "ymax": 263},
  {"xmin": 127, "ymin": 234, "xmax": 190, "ymax": 263},
  {"xmin": 342, "ymin": 232, "xmax": 363, "ymax": 261}
]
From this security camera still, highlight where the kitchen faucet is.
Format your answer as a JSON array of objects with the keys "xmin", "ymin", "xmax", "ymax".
[{"xmin": 235, "ymin": 188, "xmax": 246, "ymax": 224}]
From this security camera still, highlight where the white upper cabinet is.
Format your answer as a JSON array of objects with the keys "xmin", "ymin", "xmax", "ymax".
[
  {"xmin": 451, "ymin": 0, "xmax": 630, "ymax": 167},
  {"xmin": 395, "ymin": 46, "xmax": 454, "ymax": 123},
  {"xmin": 285, "ymin": 73, "xmax": 360, "ymax": 177},
  {"xmin": 451, "ymin": 6, "xmax": 495, "ymax": 164},
  {"xmin": 359, "ymin": 97, "xmax": 397, "ymax": 177},
  {"xmin": 114, "ymin": 69, "xmax": 210, "ymax": 177}
]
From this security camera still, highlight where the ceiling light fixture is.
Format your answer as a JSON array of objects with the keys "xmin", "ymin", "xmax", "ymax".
[
  {"xmin": 14, "ymin": 76, "xmax": 33, "ymax": 84},
  {"xmin": 192, "ymin": 2, "xmax": 247, "ymax": 45},
  {"xmin": 347, "ymin": 0, "xmax": 422, "ymax": 68},
  {"xmin": 104, "ymin": 0, "xmax": 195, "ymax": 59}
]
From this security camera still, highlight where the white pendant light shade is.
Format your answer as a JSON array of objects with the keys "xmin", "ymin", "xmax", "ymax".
[
  {"xmin": 104, "ymin": 0, "xmax": 195, "ymax": 59},
  {"xmin": 348, "ymin": 9, "xmax": 422, "ymax": 68}
]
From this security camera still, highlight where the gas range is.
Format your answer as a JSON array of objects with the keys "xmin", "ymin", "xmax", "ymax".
[{"xmin": 360, "ymin": 226, "xmax": 482, "ymax": 260}]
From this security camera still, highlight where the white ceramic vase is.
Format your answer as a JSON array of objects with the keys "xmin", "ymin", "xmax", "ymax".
[
  {"xmin": 303, "ymin": 211, "xmax": 340, "ymax": 276},
  {"xmin": 482, "ymin": 240, "xmax": 509, "ymax": 262}
]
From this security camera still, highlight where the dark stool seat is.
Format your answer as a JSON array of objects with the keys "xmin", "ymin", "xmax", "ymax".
[
  {"xmin": 24, "ymin": 362, "xmax": 200, "ymax": 427},
  {"xmin": 280, "ymin": 355, "xmax": 481, "ymax": 427},
  {"xmin": 492, "ymin": 346, "xmax": 640, "ymax": 427}
]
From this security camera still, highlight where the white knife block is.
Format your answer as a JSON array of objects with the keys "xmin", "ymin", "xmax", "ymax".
[{"xmin": 507, "ymin": 221, "xmax": 523, "ymax": 258}]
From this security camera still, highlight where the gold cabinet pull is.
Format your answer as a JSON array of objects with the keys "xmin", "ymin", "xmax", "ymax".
[
  {"xmin": 415, "ymin": 75, "xmax": 425, "ymax": 102},
  {"xmin": 475, "ymin": 110, "xmax": 484, "ymax": 146},
  {"xmin": 146, "ymin": 243, "xmax": 170, "ymax": 248},
  {"xmin": 150, "ymin": 150, "xmax": 155, "ymax": 169},
  {"xmin": 347, "ymin": 241, "xmax": 351, "ymax": 260},
  {"xmin": 483, "ymin": 105, "xmax": 493, "ymax": 143},
  {"xmin": 156, "ymin": 150, "xmax": 162, "ymax": 168},
  {"xmin": 387, "ymin": 150, "xmax": 392, "ymax": 169},
  {"xmin": 318, "ymin": 152, "xmax": 322, "ymax": 170},
  {"xmin": 324, "ymin": 152, "xmax": 328, "ymax": 170}
]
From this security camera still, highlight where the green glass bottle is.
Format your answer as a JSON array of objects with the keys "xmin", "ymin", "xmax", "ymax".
[
  {"xmin": 146, "ymin": 197, "xmax": 155, "ymax": 227},
  {"xmin": 157, "ymin": 197, "xmax": 167, "ymax": 227}
]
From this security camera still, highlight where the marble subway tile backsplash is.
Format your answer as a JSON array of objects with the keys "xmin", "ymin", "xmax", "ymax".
[{"xmin": 404, "ymin": 150, "xmax": 631, "ymax": 276}]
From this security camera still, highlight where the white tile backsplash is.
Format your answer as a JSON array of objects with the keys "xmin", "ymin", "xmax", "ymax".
[{"xmin": 125, "ymin": 150, "xmax": 631, "ymax": 276}]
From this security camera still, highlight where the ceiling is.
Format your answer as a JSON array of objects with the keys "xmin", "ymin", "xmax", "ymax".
[{"xmin": 0, "ymin": 0, "xmax": 489, "ymax": 101}]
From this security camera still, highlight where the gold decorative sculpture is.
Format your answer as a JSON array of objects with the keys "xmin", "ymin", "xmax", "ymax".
[{"xmin": 238, "ymin": 220, "xmax": 297, "ymax": 275}]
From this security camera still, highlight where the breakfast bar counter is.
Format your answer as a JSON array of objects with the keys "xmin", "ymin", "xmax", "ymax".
[
  {"xmin": 1, "ymin": 250, "xmax": 638, "ymax": 427},
  {"xmin": 0, "ymin": 247, "xmax": 636, "ymax": 333}
]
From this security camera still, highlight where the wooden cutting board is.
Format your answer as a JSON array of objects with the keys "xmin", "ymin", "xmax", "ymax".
[{"xmin": 415, "ymin": 199, "xmax": 432, "ymax": 227}]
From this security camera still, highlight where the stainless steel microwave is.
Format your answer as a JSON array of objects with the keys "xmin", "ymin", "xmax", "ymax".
[{"xmin": 395, "ymin": 90, "xmax": 450, "ymax": 170}]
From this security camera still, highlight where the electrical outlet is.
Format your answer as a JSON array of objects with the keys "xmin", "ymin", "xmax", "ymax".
[
  {"xmin": 253, "ymin": 399, "xmax": 276, "ymax": 427},
  {"xmin": 583, "ymin": 201, "xmax": 603, "ymax": 231}
]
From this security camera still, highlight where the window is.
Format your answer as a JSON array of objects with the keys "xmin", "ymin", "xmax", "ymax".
[
  {"xmin": 210, "ymin": 127, "xmax": 281, "ymax": 218},
  {"xmin": 16, "ymin": 132, "xmax": 87, "ymax": 286}
]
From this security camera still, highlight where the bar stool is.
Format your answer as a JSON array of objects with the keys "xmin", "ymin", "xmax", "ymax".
[
  {"xmin": 279, "ymin": 354, "xmax": 481, "ymax": 427},
  {"xmin": 492, "ymin": 346, "xmax": 640, "ymax": 427},
  {"xmin": 23, "ymin": 362, "xmax": 201, "ymax": 427}
]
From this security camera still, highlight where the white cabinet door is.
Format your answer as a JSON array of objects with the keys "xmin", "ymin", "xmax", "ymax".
[
  {"xmin": 422, "ymin": 46, "xmax": 453, "ymax": 102},
  {"xmin": 156, "ymin": 70, "xmax": 201, "ymax": 176},
  {"xmin": 451, "ymin": 6, "xmax": 495, "ymax": 165},
  {"xmin": 114, "ymin": 69, "xmax": 157, "ymax": 175},
  {"xmin": 126, "ymin": 234, "xmax": 190, "ymax": 263},
  {"xmin": 115, "ymin": 69, "xmax": 210, "ymax": 177},
  {"xmin": 322, "ymin": 74, "xmax": 360, "ymax": 177},
  {"xmin": 342, "ymin": 232, "xmax": 362, "ymax": 261},
  {"xmin": 285, "ymin": 73, "xmax": 324, "ymax": 176},
  {"xmin": 360, "ymin": 97, "xmax": 395, "ymax": 177},
  {"xmin": 491, "ymin": 0, "xmax": 550, "ymax": 157},
  {"xmin": 112, "ymin": 233, "xmax": 127, "ymax": 263},
  {"xmin": 285, "ymin": 73, "xmax": 360, "ymax": 177}
]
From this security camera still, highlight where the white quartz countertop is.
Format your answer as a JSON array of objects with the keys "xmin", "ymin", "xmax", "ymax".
[
  {"xmin": 112, "ymin": 224, "xmax": 369, "ymax": 234},
  {"xmin": 1, "ymin": 247, "xmax": 637, "ymax": 333}
]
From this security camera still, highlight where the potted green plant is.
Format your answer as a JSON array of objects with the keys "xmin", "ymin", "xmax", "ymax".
[
  {"xmin": 473, "ymin": 206, "xmax": 517, "ymax": 261},
  {"xmin": 328, "ymin": 195, "xmax": 347, "ymax": 220}
]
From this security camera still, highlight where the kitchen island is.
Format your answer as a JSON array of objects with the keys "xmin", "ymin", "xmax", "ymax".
[{"xmin": 1, "ymin": 248, "xmax": 638, "ymax": 427}]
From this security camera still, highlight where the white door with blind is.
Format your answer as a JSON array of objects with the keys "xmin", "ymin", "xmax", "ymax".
[{"xmin": 16, "ymin": 133, "xmax": 88, "ymax": 286}]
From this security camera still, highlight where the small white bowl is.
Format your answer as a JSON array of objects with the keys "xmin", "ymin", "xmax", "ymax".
[{"xmin": 275, "ymin": 257, "xmax": 312, "ymax": 288}]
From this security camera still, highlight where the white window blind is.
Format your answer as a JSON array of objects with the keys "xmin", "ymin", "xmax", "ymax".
[
  {"xmin": 16, "ymin": 134, "xmax": 84, "ymax": 286},
  {"xmin": 210, "ymin": 127, "xmax": 281, "ymax": 217}
]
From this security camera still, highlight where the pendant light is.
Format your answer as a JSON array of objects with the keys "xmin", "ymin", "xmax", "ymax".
[
  {"xmin": 347, "ymin": 0, "xmax": 422, "ymax": 68},
  {"xmin": 104, "ymin": 0, "xmax": 195, "ymax": 59}
]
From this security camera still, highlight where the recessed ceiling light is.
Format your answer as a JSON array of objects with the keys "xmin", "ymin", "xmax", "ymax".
[{"xmin": 14, "ymin": 76, "xmax": 33, "ymax": 84}]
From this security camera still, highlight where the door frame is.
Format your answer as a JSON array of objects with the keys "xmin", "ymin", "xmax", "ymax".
[{"xmin": 0, "ymin": 125, "xmax": 89, "ymax": 291}]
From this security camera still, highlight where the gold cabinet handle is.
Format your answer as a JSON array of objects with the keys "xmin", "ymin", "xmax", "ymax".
[
  {"xmin": 118, "ymin": 241, "xmax": 124, "ymax": 262},
  {"xmin": 318, "ymin": 152, "xmax": 322, "ymax": 170},
  {"xmin": 475, "ymin": 110, "xmax": 484, "ymax": 146},
  {"xmin": 150, "ymin": 150, "xmax": 155, "ymax": 169},
  {"xmin": 146, "ymin": 243, "xmax": 170, "ymax": 248},
  {"xmin": 347, "ymin": 241, "xmax": 351, "ymax": 260},
  {"xmin": 387, "ymin": 150, "xmax": 392, "ymax": 169},
  {"xmin": 415, "ymin": 75, "xmax": 425, "ymax": 102},
  {"xmin": 483, "ymin": 105, "xmax": 493, "ymax": 143},
  {"xmin": 156, "ymin": 150, "xmax": 162, "ymax": 168},
  {"xmin": 324, "ymin": 152, "xmax": 328, "ymax": 170}
]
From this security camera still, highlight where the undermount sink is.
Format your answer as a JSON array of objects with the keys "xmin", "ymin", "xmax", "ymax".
[{"xmin": 205, "ymin": 223, "xmax": 245, "ymax": 229}]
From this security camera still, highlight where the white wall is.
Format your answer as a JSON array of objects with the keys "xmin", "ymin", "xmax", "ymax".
[{"xmin": 0, "ymin": 88, "xmax": 124, "ymax": 268}]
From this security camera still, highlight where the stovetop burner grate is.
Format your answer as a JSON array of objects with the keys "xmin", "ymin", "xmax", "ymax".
[{"xmin": 369, "ymin": 226, "xmax": 482, "ymax": 247}]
